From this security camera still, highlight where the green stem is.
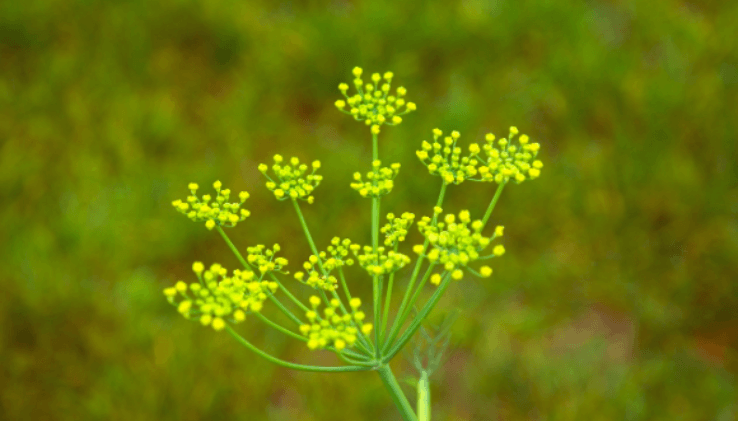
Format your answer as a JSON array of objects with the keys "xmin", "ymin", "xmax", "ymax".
[
  {"xmin": 338, "ymin": 267, "xmax": 376, "ymax": 354},
  {"xmin": 383, "ymin": 275, "xmax": 451, "ymax": 363},
  {"xmin": 417, "ymin": 371, "xmax": 431, "ymax": 421},
  {"xmin": 216, "ymin": 226, "xmax": 304, "ymax": 326},
  {"xmin": 216, "ymin": 226, "xmax": 252, "ymax": 270},
  {"xmin": 269, "ymin": 273, "xmax": 310, "ymax": 314},
  {"xmin": 381, "ymin": 252, "xmax": 397, "ymax": 341},
  {"xmin": 386, "ymin": 182, "xmax": 446, "ymax": 347},
  {"xmin": 254, "ymin": 311, "xmax": 304, "ymax": 342},
  {"xmin": 481, "ymin": 182, "xmax": 506, "ymax": 228},
  {"xmin": 398, "ymin": 263, "xmax": 436, "ymax": 329},
  {"xmin": 291, "ymin": 198, "xmax": 322, "ymax": 260},
  {"xmin": 225, "ymin": 326, "xmax": 368, "ymax": 372},
  {"xmin": 377, "ymin": 364, "xmax": 418, "ymax": 421},
  {"xmin": 384, "ymin": 262, "xmax": 436, "ymax": 353},
  {"xmin": 290, "ymin": 198, "xmax": 374, "ymax": 356},
  {"xmin": 371, "ymin": 131, "xmax": 382, "ymax": 358}
]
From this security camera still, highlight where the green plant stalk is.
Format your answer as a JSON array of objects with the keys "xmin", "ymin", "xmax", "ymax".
[
  {"xmin": 381, "ymin": 243, "xmax": 399, "ymax": 341},
  {"xmin": 253, "ymin": 311, "xmax": 370, "ymax": 361},
  {"xmin": 371, "ymin": 130, "xmax": 382, "ymax": 358},
  {"xmin": 217, "ymin": 226, "xmax": 304, "ymax": 325},
  {"xmin": 417, "ymin": 371, "xmax": 431, "ymax": 421},
  {"xmin": 396, "ymin": 262, "xmax": 436, "ymax": 330},
  {"xmin": 377, "ymin": 364, "xmax": 418, "ymax": 421},
  {"xmin": 290, "ymin": 198, "xmax": 375, "ymax": 355},
  {"xmin": 217, "ymin": 225, "xmax": 253, "ymax": 270},
  {"xmin": 383, "ymin": 275, "xmax": 451, "ymax": 363},
  {"xmin": 225, "ymin": 326, "xmax": 369, "ymax": 372},
  {"xmin": 481, "ymin": 182, "xmax": 506, "ymax": 228},
  {"xmin": 254, "ymin": 311, "xmax": 305, "ymax": 342},
  {"xmin": 337, "ymin": 267, "xmax": 376, "ymax": 354},
  {"xmin": 383, "ymin": 263, "xmax": 436, "ymax": 353},
  {"xmin": 269, "ymin": 273, "xmax": 311, "ymax": 313},
  {"xmin": 329, "ymin": 289, "xmax": 375, "ymax": 356},
  {"xmin": 386, "ymin": 182, "xmax": 446, "ymax": 344}
]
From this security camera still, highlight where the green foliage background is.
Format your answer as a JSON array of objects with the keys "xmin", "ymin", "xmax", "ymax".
[{"xmin": 2, "ymin": 0, "xmax": 737, "ymax": 419}]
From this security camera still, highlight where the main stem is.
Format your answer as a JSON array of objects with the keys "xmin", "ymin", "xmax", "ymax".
[
  {"xmin": 481, "ymin": 182, "xmax": 506, "ymax": 228},
  {"xmin": 371, "ymin": 131, "xmax": 382, "ymax": 358},
  {"xmin": 377, "ymin": 364, "xmax": 418, "ymax": 421},
  {"xmin": 417, "ymin": 371, "xmax": 431, "ymax": 421}
]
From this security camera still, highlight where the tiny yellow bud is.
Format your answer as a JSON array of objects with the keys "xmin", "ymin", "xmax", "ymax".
[
  {"xmin": 258, "ymin": 163, "xmax": 268, "ymax": 172},
  {"xmin": 371, "ymin": 125, "xmax": 380, "ymax": 134},
  {"xmin": 178, "ymin": 301, "xmax": 192, "ymax": 313},
  {"xmin": 371, "ymin": 73, "xmax": 381, "ymax": 82},
  {"xmin": 309, "ymin": 296, "xmax": 321, "ymax": 307},
  {"xmin": 234, "ymin": 310, "xmax": 246, "ymax": 322},
  {"xmin": 485, "ymin": 133, "xmax": 495, "ymax": 142},
  {"xmin": 406, "ymin": 102, "xmax": 416, "ymax": 111},
  {"xmin": 361, "ymin": 324, "xmax": 373, "ymax": 334},
  {"xmin": 200, "ymin": 314, "xmax": 212, "ymax": 326},
  {"xmin": 495, "ymin": 226, "xmax": 504, "ymax": 237},
  {"xmin": 397, "ymin": 86, "xmax": 406, "ymax": 96},
  {"xmin": 205, "ymin": 219, "xmax": 216, "ymax": 230},
  {"xmin": 352, "ymin": 67, "xmax": 363, "ymax": 77},
  {"xmin": 334, "ymin": 339, "xmax": 346, "ymax": 350},
  {"xmin": 529, "ymin": 168, "xmax": 541, "ymax": 178},
  {"xmin": 480, "ymin": 266, "xmax": 493, "ymax": 277},
  {"xmin": 212, "ymin": 317, "xmax": 226, "ymax": 331},
  {"xmin": 349, "ymin": 298, "xmax": 361, "ymax": 309},
  {"xmin": 273, "ymin": 154, "xmax": 283, "ymax": 163},
  {"xmin": 250, "ymin": 301, "xmax": 263, "ymax": 312},
  {"xmin": 430, "ymin": 274, "xmax": 442, "ymax": 285},
  {"xmin": 335, "ymin": 99, "xmax": 346, "ymax": 108},
  {"xmin": 493, "ymin": 245, "xmax": 506, "ymax": 256},
  {"xmin": 510, "ymin": 126, "xmax": 519, "ymax": 135},
  {"xmin": 175, "ymin": 281, "xmax": 187, "ymax": 292},
  {"xmin": 213, "ymin": 180, "xmax": 222, "ymax": 190},
  {"xmin": 338, "ymin": 83, "xmax": 349, "ymax": 91},
  {"xmin": 413, "ymin": 244, "xmax": 425, "ymax": 254},
  {"xmin": 188, "ymin": 183, "xmax": 199, "ymax": 190},
  {"xmin": 312, "ymin": 160, "xmax": 321, "ymax": 169},
  {"xmin": 452, "ymin": 269, "xmax": 464, "ymax": 280},
  {"xmin": 469, "ymin": 143, "xmax": 480, "ymax": 154},
  {"xmin": 433, "ymin": 206, "xmax": 443, "ymax": 214},
  {"xmin": 274, "ymin": 189, "xmax": 285, "ymax": 198},
  {"xmin": 163, "ymin": 287, "xmax": 177, "ymax": 297}
]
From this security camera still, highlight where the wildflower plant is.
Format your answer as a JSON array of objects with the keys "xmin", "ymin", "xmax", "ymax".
[{"xmin": 164, "ymin": 67, "xmax": 544, "ymax": 420}]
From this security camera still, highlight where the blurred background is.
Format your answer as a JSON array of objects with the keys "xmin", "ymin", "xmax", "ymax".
[{"xmin": 1, "ymin": 0, "xmax": 737, "ymax": 419}]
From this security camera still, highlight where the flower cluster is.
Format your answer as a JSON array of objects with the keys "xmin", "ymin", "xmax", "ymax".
[
  {"xmin": 259, "ymin": 155, "xmax": 322, "ymax": 203},
  {"xmin": 471, "ymin": 127, "xmax": 543, "ymax": 184},
  {"xmin": 350, "ymin": 160, "xmax": 401, "ymax": 198},
  {"xmin": 163, "ymin": 262, "xmax": 278, "ymax": 331},
  {"xmin": 380, "ymin": 212, "xmax": 416, "ymax": 247},
  {"xmin": 294, "ymin": 238, "xmax": 355, "ymax": 291},
  {"xmin": 335, "ymin": 67, "xmax": 416, "ymax": 134},
  {"xmin": 172, "ymin": 181, "xmax": 251, "ymax": 230},
  {"xmin": 349, "ymin": 244, "xmax": 411, "ymax": 276},
  {"xmin": 245, "ymin": 244, "xmax": 288, "ymax": 277},
  {"xmin": 300, "ymin": 296, "xmax": 373, "ymax": 351},
  {"xmin": 414, "ymin": 210, "xmax": 504, "ymax": 282},
  {"xmin": 416, "ymin": 129, "xmax": 480, "ymax": 185}
]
